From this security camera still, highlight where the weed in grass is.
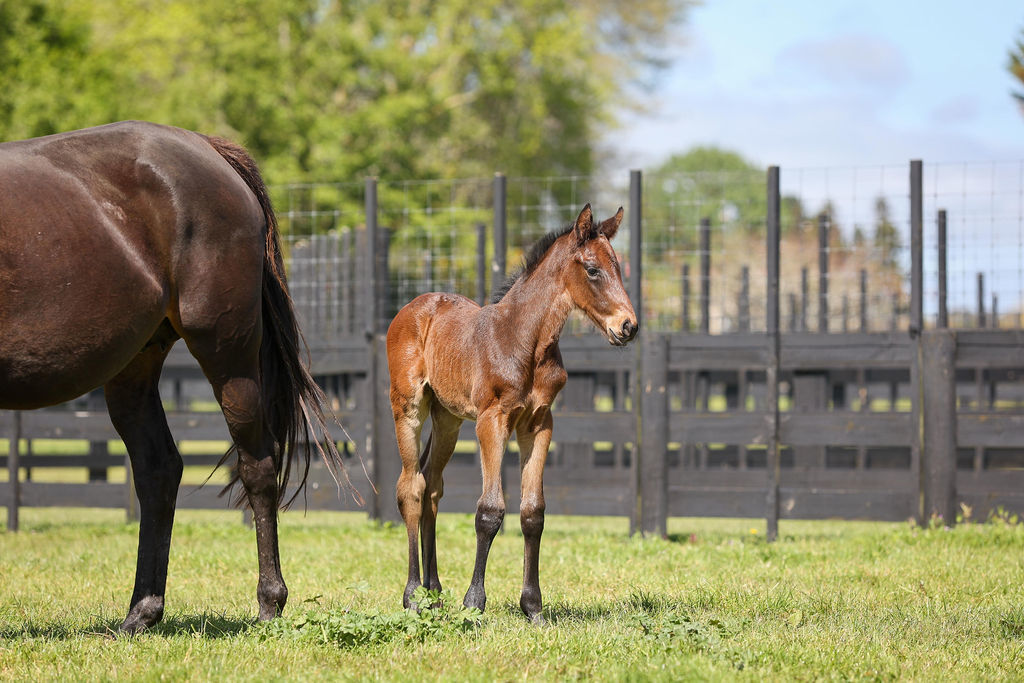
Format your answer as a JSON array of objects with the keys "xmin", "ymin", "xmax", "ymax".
[{"xmin": 257, "ymin": 587, "xmax": 481, "ymax": 648}]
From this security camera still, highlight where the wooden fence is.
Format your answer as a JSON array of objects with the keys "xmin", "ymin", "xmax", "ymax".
[{"xmin": 5, "ymin": 165, "xmax": 1024, "ymax": 535}]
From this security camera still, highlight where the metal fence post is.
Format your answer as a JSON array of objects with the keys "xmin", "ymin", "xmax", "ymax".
[
  {"xmin": 364, "ymin": 177, "xmax": 378, "ymax": 340},
  {"xmin": 765, "ymin": 166, "xmax": 782, "ymax": 542},
  {"xmin": 699, "ymin": 217, "xmax": 710, "ymax": 334},
  {"xmin": 681, "ymin": 264, "xmax": 691, "ymax": 333},
  {"xmin": 491, "ymin": 173, "xmax": 507, "ymax": 301},
  {"xmin": 937, "ymin": 210, "xmax": 948, "ymax": 329},
  {"xmin": 476, "ymin": 222, "xmax": 488, "ymax": 305},
  {"xmin": 818, "ymin": 213, "xmax": 829, "ymax": 333}
]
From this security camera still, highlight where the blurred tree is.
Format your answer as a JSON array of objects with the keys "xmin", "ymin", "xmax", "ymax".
[
  {"xmin": 873, "ymin": 197, "xmax": 901, "ymax": 269},
  {"xmin": 0, "ymin": 1, "xmax": 119, "ymax": 139},
  {"xmin": 1008, "ymin": 27, "xmax": 1024, "ymax": 114},
  {"xmin": 1, "ymin": 0, "xmax": 691, "ymax": 188}
]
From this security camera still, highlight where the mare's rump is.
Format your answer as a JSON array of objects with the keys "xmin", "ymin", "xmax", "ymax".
[{"xmin": 0, "ymin": 121, "xmax": 262, "ymax": 409}]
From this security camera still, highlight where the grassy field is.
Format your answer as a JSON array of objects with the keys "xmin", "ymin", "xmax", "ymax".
[{"xmin": 1, "ymin": 508, "xmax": 1023, "ymax": 681}]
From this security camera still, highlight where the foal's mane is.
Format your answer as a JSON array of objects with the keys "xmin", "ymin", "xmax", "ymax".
[{"xmin": 490, "ymin": 222, "xmax": 575, "ymax": 304}]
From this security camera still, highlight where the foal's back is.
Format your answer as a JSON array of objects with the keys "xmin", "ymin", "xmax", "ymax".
[{"xmin": 386, "ymin": 291, "xmax": 511, "ymax": 423}]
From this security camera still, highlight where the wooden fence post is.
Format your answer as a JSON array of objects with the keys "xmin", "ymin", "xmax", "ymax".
[
  {"xmin": 639, "ymin": 333, "xmax": 669, "ymax": 538},
  {"xmin": 921, "ymin": 329, "xmax": 957, "ymax": 526},
  {"xmin": 909, "ymin": 159, "xmax": 925, "ymax": 524},
  {"xmin": 629, "ymin": 169, "xmax": 643, "ymax": 535},
  {"xmin": 765, "ymin": 166, "xmax": 782, "ymax": 542},
  {"xmin": 7, "ymin": 411, "xmax": 20, "ymax": 531},
  {"xmin": 681, "ymin": 263, "xmax": 691, "ymax": 333}
]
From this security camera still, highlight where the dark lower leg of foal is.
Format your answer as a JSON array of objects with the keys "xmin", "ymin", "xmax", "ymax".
[
  {"xmin": 105, "ymin": 346, "xmax": 183, "ymax": 634},
  {"xmin": 517, "ymin": 412, "xmax": 552, "ymax": 624},
  {"xmin": 464, "ymin": 413, "xmax": 509, "ymax": 612}
]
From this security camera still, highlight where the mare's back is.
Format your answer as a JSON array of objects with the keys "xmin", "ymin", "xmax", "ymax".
[{"xmin": 0, "ymin": 122, "xmax": 255, "ymax": 407}]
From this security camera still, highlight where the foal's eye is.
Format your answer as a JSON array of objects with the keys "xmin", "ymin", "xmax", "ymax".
[{"xmin": 585, "ymin": 265, "xmax": 601, "ymax": 279}]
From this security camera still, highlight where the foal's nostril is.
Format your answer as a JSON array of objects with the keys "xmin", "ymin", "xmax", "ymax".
[{"xmin": 621, "ymin": 319, "xmax": 637, "ymax": 340}]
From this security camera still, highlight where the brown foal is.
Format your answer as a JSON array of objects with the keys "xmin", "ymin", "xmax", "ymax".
[{"xmin": 386, "ymin": 204, "xmax": 638, "ymax": 623}]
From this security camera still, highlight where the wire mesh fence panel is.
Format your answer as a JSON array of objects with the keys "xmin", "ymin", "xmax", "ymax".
[
  {"xmin": 273, "ymin": 182, "xmax": 366, "ymax": 342},
  {"xmin": 641, "ymin": 168, "xmax": 768, "ymax": 333},
  {"xmin": 778, "ymin": 165, "xmax": 910, "ymax": 333},
  {"xmin": 925, "ymin": 161, "xmax": 1024, "ymax": 329},
  {"xmin": 374, "ymin": 177, "xmax": 494, "ymax": 319}
]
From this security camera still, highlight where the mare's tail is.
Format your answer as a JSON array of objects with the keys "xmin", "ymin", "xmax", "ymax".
[{"xmin": 203, "ymin": 134, "xmax": 353, "ymax": 508}]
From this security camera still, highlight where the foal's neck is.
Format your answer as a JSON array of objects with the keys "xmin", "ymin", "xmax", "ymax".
[{"xmin": 494, "ymin": 257, "xmax": 573, "ymax": 361}]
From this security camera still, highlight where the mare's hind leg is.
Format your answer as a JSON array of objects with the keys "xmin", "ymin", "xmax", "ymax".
[
  {"xmin": 184, "ymin": 319, "xmax": 286, "ymax": 620},
  {"xmin": 391, "ymin": 382, "xmax": 430, "ymax": 608},
  {"xmin": 515, "ymin": 408, "xmax": 553, "ymax": 624},
  {"xmin": 105, "ymin": 343, "xmax": 183, "ymax": 634},
  {"xmin": 420, "ymin": 406, "xmax": 463, "ymax": 593}
]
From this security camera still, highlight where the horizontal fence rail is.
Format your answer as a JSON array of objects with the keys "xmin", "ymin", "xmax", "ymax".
[{"xmin": 6, "ymin": 161, "xmax": 1024, "ymax": 535}]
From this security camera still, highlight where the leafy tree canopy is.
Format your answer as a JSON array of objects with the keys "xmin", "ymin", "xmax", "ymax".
[{"xmin": 0, "ymin": 0, "xmax": 692, "ymax": 185}]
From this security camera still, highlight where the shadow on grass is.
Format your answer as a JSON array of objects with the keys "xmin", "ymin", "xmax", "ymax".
[{"xmin": 0, "ymin": 613, "xmax": 252, "ymax": 641}]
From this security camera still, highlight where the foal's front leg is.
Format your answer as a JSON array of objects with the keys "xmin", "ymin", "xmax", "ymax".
[
  {"xmin": 516, "ymin": 408, "xmax": 552, "ymax": 624},
  {"xmin": 463, "ymin": 407, "xmax": 515, "ymax": 612}
]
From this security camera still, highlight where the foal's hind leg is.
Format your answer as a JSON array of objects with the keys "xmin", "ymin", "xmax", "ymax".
[
  {"xmin": 419, "ymin": 406, "xmax": 463, "ymax": 594},
  {"xmin": 105, "ymin": 344, "xmax": 183, "ymax": 634},
  {"xmin": 391, "ymin": 383, "xmax": 430, "ymax": 608}
]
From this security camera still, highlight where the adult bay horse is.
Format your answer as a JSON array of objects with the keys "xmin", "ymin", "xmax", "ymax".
[
  {"xmin": 386, "ymin": 204, "xmax": 638, "ymax": 623},
  {"xmin": 0, "ymin": 121, "xmax": 345, "ymax": 633}
]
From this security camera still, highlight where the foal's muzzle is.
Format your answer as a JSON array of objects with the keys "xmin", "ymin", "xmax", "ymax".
[{"xmin": 608, "ymin": 318, "xmax": 639, "ymax": 346}]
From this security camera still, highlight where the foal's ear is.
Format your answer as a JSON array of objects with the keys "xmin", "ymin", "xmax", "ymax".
[
  {"xmin": 572, "ymin": 203, "xmax": 596, "ymax": 245},
  {"xmin": 599, "ymin": 207, "xmax": 624, "ymax": 240}
]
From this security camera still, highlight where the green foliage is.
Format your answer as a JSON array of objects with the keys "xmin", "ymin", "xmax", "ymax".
[
  {"xmin": 0, "ymin": 0, "xmax": 692, "ymax": 186},
  {"xmin": 257, "ymin": 586, "xmax": 481, "ymax": 647},
  {"xmin": 1009, "ymin": 26, "xmax": 1024, "ymax": 112}
]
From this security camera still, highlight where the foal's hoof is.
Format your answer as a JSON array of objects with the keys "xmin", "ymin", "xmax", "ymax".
[
  {"xmin": 528, "ymin": 612, "xmax": 548, "ymax": 627},
  {"xmin": 403, "ymin": 582, "xmax": 423, "ymax": 611}
]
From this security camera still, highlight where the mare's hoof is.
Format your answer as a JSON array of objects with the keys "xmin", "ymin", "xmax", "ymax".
[
  {"xmin": 529, "ymin": 612, "xmax": 548, "ymax": 627},
  {"xmin": 119, "ymin": 595, "xmax": 164, "ymax": 635},
  {"xmin": 463, "ymin": 586, "xmax": 486, "ymax": 612},
  {"xmin": 257, "ymin": 581, "xmax": 288, "ymax": 621}
]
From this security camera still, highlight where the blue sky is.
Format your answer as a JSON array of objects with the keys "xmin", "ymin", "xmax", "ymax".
[{"xmin": 615, "ymin": 0, "xmax": 1024, "ymax": 169}]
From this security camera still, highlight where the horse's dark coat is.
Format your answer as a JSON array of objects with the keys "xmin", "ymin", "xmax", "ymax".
[{"xmin": 0, "ymin": 121, "xmax": 344, "ymax": 633}]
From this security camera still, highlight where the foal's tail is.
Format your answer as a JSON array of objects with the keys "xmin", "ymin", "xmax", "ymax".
[{"xmin": 204, "ymin": 134, "xmax": 356, "ymax": 509}]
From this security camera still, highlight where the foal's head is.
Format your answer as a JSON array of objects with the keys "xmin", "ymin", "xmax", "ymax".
[{"xmin": 561, "ymin": 204, "xmax": 638, "ymax": 346}]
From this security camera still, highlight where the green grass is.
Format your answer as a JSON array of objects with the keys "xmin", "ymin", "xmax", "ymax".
[{"xmin": 1, "ymin": 509, "xmax": 1023, "ymax": 681}]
